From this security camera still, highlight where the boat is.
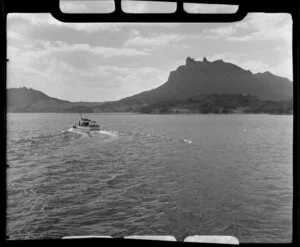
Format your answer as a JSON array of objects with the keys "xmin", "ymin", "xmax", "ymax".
[{"xmin": 72, "ymin": 116, "xmax": 100, "ymax": 132}]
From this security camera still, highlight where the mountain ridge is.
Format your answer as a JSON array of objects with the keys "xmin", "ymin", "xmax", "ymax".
[
  {"xmin": 119, "ymin": 57, "xmax": 292, "ymax": 105},
  {"xmin": 7, "ymin": 57, "xmax": 293, "ymax": 113}
]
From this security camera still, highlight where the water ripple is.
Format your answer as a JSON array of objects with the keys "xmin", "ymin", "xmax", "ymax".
[{"xmin": 6, "ymin": 113, "xmax": 293, "ymax": 242}]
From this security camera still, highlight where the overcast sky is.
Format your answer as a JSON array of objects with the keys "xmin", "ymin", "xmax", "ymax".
[{"xmin": 7, "ymin": 1, "xmax": 292, "ymax": 102}]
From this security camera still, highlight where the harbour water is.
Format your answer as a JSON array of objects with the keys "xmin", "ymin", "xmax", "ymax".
[{"xmin": 6, "ymin": 113, "xmax": 293, "ymax": 242}]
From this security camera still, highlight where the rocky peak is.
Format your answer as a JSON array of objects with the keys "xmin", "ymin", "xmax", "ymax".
[
  {"xmin": 214, "ymin": 59, "xmax": 224, "ymax": 63},
  {"xmin": 186, "ymin": 56, "xmax": 196, "ymax": 66}
]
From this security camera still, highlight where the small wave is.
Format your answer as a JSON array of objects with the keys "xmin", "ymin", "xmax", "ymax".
[
  {"xmin": 61, "ymin": 129, "xmax": 73, "ymax": 133},
  {"xmin": 98, "ymin": 130, "xmax": 119, "ymax": 138},
  {"xmin": 13, "ymin": 131, "xmax": 64, "ymax": 146},
  {"xmin": 183, "ymin": 139, "xmax": 192, "ymax": 144},
  {"xmin": 106, "ymin": 172, "xmax": 130, "ymax": 188},
  {"xmin": 64, "ymin": 159, "xmax": 78, "ymax": 165}
]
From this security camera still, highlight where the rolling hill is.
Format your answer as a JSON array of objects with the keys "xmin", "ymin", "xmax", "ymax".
[{"xmin": 7, "ymin": 87, "xmax": 104, "ymax": 112}]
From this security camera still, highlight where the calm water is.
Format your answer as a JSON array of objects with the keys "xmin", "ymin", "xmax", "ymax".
[{"xmin": 6, "ymin": 113, "xmax": 293, "ymax": 242}]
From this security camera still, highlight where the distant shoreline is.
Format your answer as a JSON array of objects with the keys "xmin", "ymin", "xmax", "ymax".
[{"xmin": 8, "ymin": 88, "xmax": 292, "ymax": 116}]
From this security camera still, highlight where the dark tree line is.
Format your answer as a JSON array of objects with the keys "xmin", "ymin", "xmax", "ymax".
[{"xmin": 138, "ymin": 94, "xmax": 293, "ymax": 114}]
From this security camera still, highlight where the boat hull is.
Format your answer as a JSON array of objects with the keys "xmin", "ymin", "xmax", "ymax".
[{"xmin": 73, "ymin": 125, "xmax": 100, "ymax": 132}]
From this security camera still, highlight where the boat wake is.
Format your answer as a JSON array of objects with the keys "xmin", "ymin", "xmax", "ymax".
[
  {"xmin": 95, "ymin": 130, "xmax": 119, "ymax": 142},
  {"xmin": 67, "ymin": 127, "xmax": 192, "ymax": 145},
  {"xmin": 98, "ymin": 130, "xmax": 119, "ymax": 138},
  {"xmin": 66, "ymin": 128, "xmax": 119, "ymax": 142},
  {"xmin": 67, "ymin": 127, "xmax": 89, "ymax": 136}
]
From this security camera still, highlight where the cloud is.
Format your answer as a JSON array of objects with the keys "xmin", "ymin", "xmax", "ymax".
[
  {"xmin": 61, "ymin": 64, "xmax": 164, "ymax": 101},
  {"xmin": 242, "ymin": 13, "xmax": 292, "ymax": 43},
  {"xmin": 7, "ymin": 37, "xmax": 161, "ymax": 101},
  {"xmin": 202, "ymin": 13, "xmax": 292, "ymax": 43},
  {"xmin": 8, "ymin": 13, "xmax": 180, "ymax": 34},
  {"xmin": 8, "ymin": 58, "xmax": 164, "ymax": 101},
  {"xmin": 60, "ymin": 1, "xmax": 87, "ymax": 12},
  {"xmin": 7, "ymin": 31, "xmax": 22, "ymax": 39},
  {"xmin": 60, "ymin": 0, "xmax": 115, "ymax": 13},
  {"xmin": 203, "ymin": 26, "xmax": 236, "ymax": 39},
  {"xmin": 7, "ymin": 47, "xmax": 21, "ymax": 58},
  {"xmin": 208, "ymin": 53, "xmax": 237, "ymax": 64},
  {"xmin": 51, "ymin": 42, "xmax": 150, "ymax": 58},
  {"xmin": 7, "ymin": 39, "xmax": 154, "ymax": 98},
  {"xmin": 7, "ymin": 13, "xmax": 121, "ymax": 33},
  {"xmin": 240, "ymin": 59, "xmax": 292, "ymax": 80},
  {"xmin": 184, "ymin": 3, "xmax": 238, "ymax": 13},
  {"xmin": 9, "ymin": 40, "xmax": 150, "ymax": 65},
  {"xmin": 239, "ymin": 60, "xmax": 272, "ymax": 73},
  {"xmin": 113, "ymin": 67, "xmax": 165, "ymax": 99},
  {"xmin": 226, "ymin": 35, "xmax": 252, "ymax": 41},
  {"xmin": 122, "ymin": 0, "xmax": 176, "ymax": 13},
  {"xmin": 6, "ymin": 12, "xmax": 293, "ymax": 101},
  {"xmin": 207, "ymin": 53, "xmax": 292, "ymax": 80},
  {"xmin": 125, "ymin": 32, "xmax": 186, "ymax": 47}
]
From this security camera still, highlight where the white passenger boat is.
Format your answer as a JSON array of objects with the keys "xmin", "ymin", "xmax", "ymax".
[{"xmin": 72, "ymin": 117, "xmax": 100, "ymax": 132}]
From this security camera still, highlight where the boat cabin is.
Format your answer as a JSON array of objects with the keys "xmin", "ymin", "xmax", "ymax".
[{"xmin": 78, "ymin": 118, "xmax": 100, "ymax": 128}]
